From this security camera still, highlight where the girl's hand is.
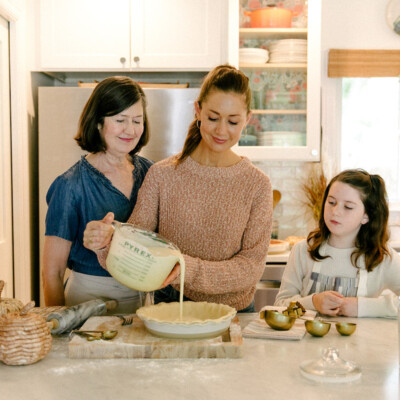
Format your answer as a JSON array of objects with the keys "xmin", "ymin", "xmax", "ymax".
[
  {"xmin": 161, "ymin": 263, "xmax": 181, "ymax": 288},
  {"xmin": 83, "ymin": 212, "xmax": 115, "ymax": 251},
  {"xmin": 312, "ymin": 291, "xmax": 344, "ymax": 316},
  {"xmin": 338, "ymin": 297, "xmax": 358, "ymax": 317}
]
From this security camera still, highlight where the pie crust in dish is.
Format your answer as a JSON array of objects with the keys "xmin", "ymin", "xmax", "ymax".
[{"xmin": 136, "ymin": 301, "xmax": 237, "ymax": 339}]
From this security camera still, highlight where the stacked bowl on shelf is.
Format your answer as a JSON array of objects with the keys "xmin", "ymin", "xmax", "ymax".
[
  {"xmin": 268, "ymin": 39, "xmax": 307, "ymax": 63},
  {"xmin": 239, "ymin": 47, "xmax": 269, "ymax": 64}
]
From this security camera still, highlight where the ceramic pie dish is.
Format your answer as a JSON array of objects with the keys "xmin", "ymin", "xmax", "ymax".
[{"xmin": 136, "ymin": 301, "xmax": 237, "ymax": 339}]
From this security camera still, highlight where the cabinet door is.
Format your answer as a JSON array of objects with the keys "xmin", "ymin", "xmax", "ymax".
[
  {"xmin": 39, "ymin": 0, "xmax": 130, "ymax": 69},
  {"xmin": 131, "ymin": 0, "xmax": 225, "ymax": 69}
]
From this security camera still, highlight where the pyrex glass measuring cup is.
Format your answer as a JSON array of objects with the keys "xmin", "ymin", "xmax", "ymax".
[{"xmin": 106, "ymin": 222, "xmax": 182, "ymax": 292}]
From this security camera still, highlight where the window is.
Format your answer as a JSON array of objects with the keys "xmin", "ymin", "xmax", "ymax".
[{"xmin": 341, "ymin": 77, "xmax": 400, "ymax": 203}]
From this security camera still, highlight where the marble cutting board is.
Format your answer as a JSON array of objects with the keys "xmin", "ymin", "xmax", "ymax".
[{"xmin": 68, "ymin": 315, "xmax": 243, "ymax": 359}]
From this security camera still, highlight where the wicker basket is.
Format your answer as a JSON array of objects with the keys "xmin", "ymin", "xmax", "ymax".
[
  {"xmin": 0, "ymin": 301, "xmax": 52, "ymax": 365},
  {"xmin": 0, "ymin": 280, "xmax": 24, "ymax": 315}
]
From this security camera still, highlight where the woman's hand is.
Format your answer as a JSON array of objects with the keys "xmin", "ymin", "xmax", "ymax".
[
  {"xmin": 83, "ymin": 212, "xmax": 115, "ymax": 251},
  {"xmin": 338, "ymin": 297, "xmax": 358, "ymax": 317},
  {"xmin": 161, "ymin": 263, "xmax": 181, "ymax": 288},
  {"xmin": 312, "ymin": 291, "xmax": 344, "ymax": 316}
]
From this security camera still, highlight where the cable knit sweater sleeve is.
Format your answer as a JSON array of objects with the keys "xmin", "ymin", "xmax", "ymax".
[{"xmin": 129, "ymin": 155, "xmax": 273, "ymax": 310}]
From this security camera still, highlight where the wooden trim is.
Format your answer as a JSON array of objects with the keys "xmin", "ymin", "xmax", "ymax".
[
  {"xmin": 1, "ymin": 3, "xmax": 33, "ymax": 302},
  {"xmin": 0, "ymin": 0, "xmax": 20, "ymax": 22},
  {"xmin": 328, "ymin": 49, "xmax": 400, "ymax": 77}
]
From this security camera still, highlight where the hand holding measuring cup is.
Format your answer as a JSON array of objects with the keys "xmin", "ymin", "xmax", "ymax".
[
  {"xmin": 83, "ymin": 213, "xmax": 183, "ymax": 291},
  {"xmin": 83, "ymin": 212, "xmax": 115, "ymax": 251}
]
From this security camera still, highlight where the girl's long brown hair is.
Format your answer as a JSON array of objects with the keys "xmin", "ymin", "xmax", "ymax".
[
  {"xmin": 176, "ymin": 64, "xmax": 251, "ymax": 165},
  {"xmin": 307, "ymin": 169, "xmax": 390, "ymax": 272}
]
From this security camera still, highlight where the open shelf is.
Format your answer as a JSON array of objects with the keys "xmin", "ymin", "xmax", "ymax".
[
  {"xmin": 236, "ymin": 2, "xmax": 321, "ymax": 161},
  {"xmin": 239, "ymin": 28, "xmax": 308, "ymax": 39},
  {"xmin": 240, "ymin": 63, "xmax": 307, "ymax": 69}
]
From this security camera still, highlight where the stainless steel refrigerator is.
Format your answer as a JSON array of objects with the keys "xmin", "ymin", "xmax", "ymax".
[{"xmin": 38, "ymin": 86, "xmax": 199, "ymax": 303}]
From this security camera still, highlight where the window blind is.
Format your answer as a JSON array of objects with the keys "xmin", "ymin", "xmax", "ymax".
[{"xmin": 328, "ymin": 49, "xmax": 400, "ymax": 77}]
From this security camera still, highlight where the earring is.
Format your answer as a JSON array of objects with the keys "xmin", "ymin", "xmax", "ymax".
[{"xmin": 196, "ymin": 119, "xmax": 201, "ymax": 129}]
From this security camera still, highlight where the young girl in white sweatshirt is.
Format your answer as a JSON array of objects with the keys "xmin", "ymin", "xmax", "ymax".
[{"xmin": 275, "ymin": 169, "xmax": 400, "ymax": 318}]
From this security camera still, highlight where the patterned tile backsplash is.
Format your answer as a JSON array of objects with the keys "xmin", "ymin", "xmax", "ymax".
[{"xmin": 243, "ymin": 65, "xmax": 307, "ymax": 114}]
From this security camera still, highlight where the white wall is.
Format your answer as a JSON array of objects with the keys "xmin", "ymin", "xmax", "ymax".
[{"xmin": 321, "ymin": 0, "xmax": 399, "ymax": 50}]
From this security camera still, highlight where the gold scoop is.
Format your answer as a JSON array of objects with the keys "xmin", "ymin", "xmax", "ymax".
[{"xmin": 70, "ymin": 329, "xmax": 118, "ymax": 341}]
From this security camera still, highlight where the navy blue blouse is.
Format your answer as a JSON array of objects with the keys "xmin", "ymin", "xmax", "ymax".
[{"xmin": 45, "ymin": 155, "xmax": 153, "ymax": 276}]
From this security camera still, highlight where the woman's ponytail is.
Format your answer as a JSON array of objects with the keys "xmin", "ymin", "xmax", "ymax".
[{"xmin": 176, "ymin": 120, "xmax": 202, "ymax": 164}]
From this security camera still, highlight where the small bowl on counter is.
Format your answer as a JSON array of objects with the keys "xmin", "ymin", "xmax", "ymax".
[
  {"xmin": 260, "ymin": 309, "xmax": 295, "ymax": 331},
  {"xmin": 335, "ymin": 322, "xmax": 357, "ymax": 336},
  {"xmin": 305, "ymin": 319, "xmax": 331, "ymax": 337}
]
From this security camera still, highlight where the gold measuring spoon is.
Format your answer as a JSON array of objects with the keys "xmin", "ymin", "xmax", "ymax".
[{"xmin": 70, "ymin": 330, "xmax": 118, "ymax": 341}]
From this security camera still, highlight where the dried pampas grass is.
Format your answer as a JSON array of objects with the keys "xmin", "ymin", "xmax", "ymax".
[{"xmin": 301, "ymin": 163, "xmax": 327, "ymax": 223}]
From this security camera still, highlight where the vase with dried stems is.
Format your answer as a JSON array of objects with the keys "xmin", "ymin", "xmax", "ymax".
[{"xmin": 301, "ymin": 163, "xmax": 328, "ymax": 225}]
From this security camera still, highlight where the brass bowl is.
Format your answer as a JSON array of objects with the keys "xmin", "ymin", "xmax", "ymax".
[
  {"xmin": 262, "ymin": 310, "xmax": 295, "ymax": 331},
  {"xmin": 305, "ymin": 319, "xmax": 331, "ymax": 337},
  {"xmin": 335, "ymin": 322, "xmax": 357, "ymax": 336}
]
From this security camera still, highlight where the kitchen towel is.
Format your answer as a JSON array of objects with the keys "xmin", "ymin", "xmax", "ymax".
[{"xmin": 242, "ymin": 306, "xmax": 316, "ymax": 341}]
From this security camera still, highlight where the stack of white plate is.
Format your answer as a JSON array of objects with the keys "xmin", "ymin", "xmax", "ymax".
[
  {"xmin": 257, "ymin": 131, "xmax": 306, "ymax": 146},
  {"xmin": 268, "ymin": 39, "xmax": 307, "ymax": 63},
  {"xmin": 239, "ymin": 47, "xmax": 269, "ymax": 64}
]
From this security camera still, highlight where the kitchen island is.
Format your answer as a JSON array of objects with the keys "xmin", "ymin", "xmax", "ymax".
[{"xmin": 1, "ymin": 315, "xmax": 398, "ymax": 400}]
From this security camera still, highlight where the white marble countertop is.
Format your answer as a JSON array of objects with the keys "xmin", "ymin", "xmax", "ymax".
[{"xmin": 1, "ymin": 314, "xmax": 398, "ymax": 400}]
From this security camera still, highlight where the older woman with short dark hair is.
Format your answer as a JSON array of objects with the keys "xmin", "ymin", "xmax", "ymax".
[{"xmin": 42, "ymin": 76, "xmax": 153, "ymax": 313}]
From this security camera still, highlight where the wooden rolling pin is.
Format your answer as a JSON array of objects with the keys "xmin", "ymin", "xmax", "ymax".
[{"xmin": 46, "ymin": 299, "xmax": 118, "ymax": 335}]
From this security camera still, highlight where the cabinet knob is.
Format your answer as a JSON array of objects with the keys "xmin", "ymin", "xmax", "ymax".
[
  {"xmin": 311, "ymin": 149, "xmax": 318, "ymax": 156},
  {"xmin": 133, "ymin": 56, "xmax": 140, "ymax": 63},
  {"xmin": 120, "ymin": 57, "xmax": 126, "ymax": 64}
]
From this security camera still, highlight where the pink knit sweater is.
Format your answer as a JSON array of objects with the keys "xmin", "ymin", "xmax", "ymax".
[{"xmin": 98, "ymin": 154, "xmax": 273, "ymax": 310}]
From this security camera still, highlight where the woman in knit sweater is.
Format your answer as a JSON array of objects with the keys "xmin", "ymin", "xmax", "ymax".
[{"xmin": 83, "ymin": 65, "xmax": 273, "ymax": 312}]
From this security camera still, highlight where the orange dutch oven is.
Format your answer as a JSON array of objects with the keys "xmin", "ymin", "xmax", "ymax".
[{"xmin": 244, "ymin": 6, "xmax": 293, "ymax": 28}]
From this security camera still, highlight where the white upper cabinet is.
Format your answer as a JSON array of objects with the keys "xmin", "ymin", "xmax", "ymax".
[
  {"xmin": 131, "ymin": 0, "xmax": 224, "ymax": 69},
  {"xmin": 39, "ymin": 0, "xmax": 131, "ymax": 69},
  {"xmin": 39, "ymin": 0, "xmax": 227, "ymax": 70}
]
